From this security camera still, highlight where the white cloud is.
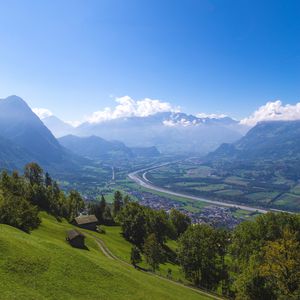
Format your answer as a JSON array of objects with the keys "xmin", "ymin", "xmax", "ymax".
[
  {"xmin": 240, "ymin": 100, "xmax": 300, "ymax": 126},
  {"xmin": 32, "ymin": 108, "xmax": 53, "ymax": 119},
  {"xmin": 87, "ymin": 96, "xmax": 178, "ymax": 123},
  {"xmin": 196, "ymin": 112, "xmax": 228, "ymax": 119}
]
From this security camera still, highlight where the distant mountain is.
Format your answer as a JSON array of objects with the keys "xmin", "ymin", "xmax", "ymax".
[
  {"xmin": 131, "ymin": 146, "xmax": 160, "ymax": 157},
  {"xmin": 0, "ymin": 96, "xmax": 65, "ymax": 164},
  {"xmin": 58, "ymin": 135, "xmax": 160, "ymax": 160},
  {"xmin": 74, "ymin": 112, "xmax": 244, "ymax": 155},
  {"xmin": 207, "ymin": 120, "xmax": 300, "ymax": 161},
  {"xmin": 0, "ymin": 96, "xmax": 87, "ymax": 172},
  {"xmin": 42, "ymin": 116, "xmax": 75, "ymax": 138}
]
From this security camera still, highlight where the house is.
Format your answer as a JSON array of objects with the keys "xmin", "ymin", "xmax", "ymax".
[
  {"xmin": 74, "ymin": 214, "xmax": 98, "ymax": 231},
  {"xmin": 66, "ymin": 229, "xmax": 85, "ymax": 248}
]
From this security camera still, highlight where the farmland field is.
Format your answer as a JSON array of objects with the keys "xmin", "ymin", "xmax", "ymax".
[{"xmin": 145, "ymin": 159, "xmax": 300, "ymax": 212}]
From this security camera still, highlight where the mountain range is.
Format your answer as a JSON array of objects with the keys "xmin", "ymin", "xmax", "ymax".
[
  {"xmin": 44, "ymin": 111, "xmax": 247, "ymax": 155},
  {"xmin": 0, "ymin": 96, "xmax": 161, "ymax": 172},
  {"xmin": 2, "ymin": 95, "xmax": 300, "ymax": 174}
]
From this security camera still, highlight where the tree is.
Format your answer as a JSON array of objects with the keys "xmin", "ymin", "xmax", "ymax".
[
  {"xmin": 118, "ymin": 202, "xmax": 147, "ymax": 247},
  {"xmin": 0, "ymin": 170, "xmax": 25, "ymax": 197},
  {"xmin": 24, "ymin": 162, "xmax": 44, "ymax": 186},
  {"xmin": 67, "ymin": 190, "xmax": 84, "ymax": 221},
  {"xmin": 130, "ymin": 246, "xmax": 142, "ymax": 267},
  {"xmin": 45, "ymin": 172, "xmax": 52, "ymax": 187},
  {"xmin": 102, "ymin": 205, "xmax": 114, "ymax": 225},
  {"xmin": 26, "ymin": 183, "xmax": 48, "ymax": 210},
  {"xmin": 124, "ymin": 194, "xmax": 131, "ymax": 205},
  {"xmin": 234, "ymin": 255, "xmax": 276, "ymax": 300},
  {"xmin": 177, "ymin": 224, "xmax": 225, "ymax": 290},
  {"xmin": 260, "ymin": 229, "xmax": 300, "ymax": 299},
  {"xmin": 146, "ymin": 209, "xmax": 172, "ymax": 244},
  {"xmin": 230, "ymin": 212, "xmax": 300, "ymax": 268},
  {"xmin": 113, "ymin": 190, "xmax": 123, "ymax": 217},
  {"xmin": 0, "ymin": 193, "xmax": 41, "ymax": 232},
  {"xmin": 100, "ymin": 194, "xmax": 107, "ymax": 212},
  {"xmin": 143, "ymin": 233, "xmax": 164, "ymax": 271},
  {"xmin": 231, "ymin": 213, "xmax": 300, "ymax": 299},
  {"xmin": 169, "ymin": 209, "xmax": 191, "ymax": 238},
  {"xmin": 89, "ymin": 198, "xmax": 106, "ymax": 224},
  {"xmin": 0, "ymin": 164, "xmax": 87, "ymax": 231}
]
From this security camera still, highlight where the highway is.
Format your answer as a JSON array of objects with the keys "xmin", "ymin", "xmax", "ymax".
[{"xmin": 128, "ymin": 165, "xmax": 269, "ymax": 214}]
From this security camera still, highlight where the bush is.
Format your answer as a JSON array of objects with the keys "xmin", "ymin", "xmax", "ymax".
[
  {"xmin": 0, "ymin": 193, "xmax": 41, "ymax": 232},
  {"xmin": 96, "ymin": 225, "xmax": 106, "ymax": 234}
]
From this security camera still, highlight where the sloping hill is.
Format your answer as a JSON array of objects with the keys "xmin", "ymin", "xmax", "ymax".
[
  {"xmin": 58, "ymin": 135, "xmax": 160, "ymax": 160},
  {"xmin": 0, "ymin": 214, "xmax": 213, "ymax": 300},
  {"xmin": 58, "ymin": 135, "xmax": 133, "ymax": 160},
  {"xmin": 0, "ymin": 96, "xmax": 112, "ymax": 193},
  {"xmin": 208, "ymin": 120, "xmax": 300, "ymax": 161},
  {"xmin": 0, "ymin": 135, "xmax": 33, "ymax": 169}
]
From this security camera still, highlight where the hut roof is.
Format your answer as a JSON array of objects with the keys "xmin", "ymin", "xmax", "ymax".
[
  {"xmin": 75, "ymin": 214, "xmax": 98, "ymax": 225},
  {"xmin": 67, "ymin": 229, "xmax": 85, "ymax": 241}
]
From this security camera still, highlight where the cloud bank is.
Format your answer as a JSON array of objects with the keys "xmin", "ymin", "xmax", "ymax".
[
  {"xmin": 32, "ymin": 98, "xmax": 300, "ymax": 129},
  {"xmin": 32, "ymin": 108, "xmax": 53, "ymax": 119},
  {"xmin": 87, "ymin": 96, "xmax": 178, "ymax": 123},
  {"xmin": 240, "ymin": 100, "xmax": 300, "ymax": 126}
]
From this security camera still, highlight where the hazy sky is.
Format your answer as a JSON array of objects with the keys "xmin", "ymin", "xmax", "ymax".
[{"xmin": 0, "ymin": 0, "xmax": 300, "ymax": 122}]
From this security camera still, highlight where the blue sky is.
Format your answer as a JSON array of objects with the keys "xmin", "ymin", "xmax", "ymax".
[{"xmin": 0, "ymin": 0, "xmax": 300, "ymax": 122}]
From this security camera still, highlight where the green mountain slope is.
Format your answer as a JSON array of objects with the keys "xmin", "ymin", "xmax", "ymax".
[
  {"xmin": 58, "ymin": 134, "xmax": 160, "ymax": 160},
  {"xmin": 0, "ymin": 135, "xmax": 33, "ymax": 169},
  {"xmin": 0, "ymin": 214, "xmax": 213, "ymax": 300},
  {"xmin": 208, "ymin": 120, "xmax": 300, "ymax": 161}
]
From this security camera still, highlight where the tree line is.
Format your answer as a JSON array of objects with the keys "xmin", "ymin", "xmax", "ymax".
[
  {"xmin": 0, "ymin": 162, "xmax": 84, "ymax": 232},
  {"xmin": 112, "ymin": 199, "xmax": 300, "ymax": 299}
]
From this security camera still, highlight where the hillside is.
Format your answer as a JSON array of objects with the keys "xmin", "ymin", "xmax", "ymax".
[
  {"xmin": 0, "ymin": 96, "xmax": 65, "ymax": 165},
  {"xmin": 207, "ymin": 120, "xmax": 300, "ymax": 161},
  {"xmin": 0, "ymin": 213, "xmax": 214, "ymax": 300},
  {"xmin": 0, "ymin": 135, "xmax": 33, "ymax": 169},
  {"xmin": 58, "ymin": 135, "xmax": 160, "ymax": 160},
  {"xmin": 191, "ymin": 120, "xmax": 300, "ymax": 211},
  {"xmin": 0, "ymin": 96, "xmax": 112, "ymax": 194},
  {"xmin": 58, "ymin": 135, "xmax": 133, "ymax": 160}
]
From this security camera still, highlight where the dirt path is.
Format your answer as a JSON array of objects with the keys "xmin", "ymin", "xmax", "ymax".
[{"xmin": 88, "ymin": 232, "xmax": 225, "ymax": 300}]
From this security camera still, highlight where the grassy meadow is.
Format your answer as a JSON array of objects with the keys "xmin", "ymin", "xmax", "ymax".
[{"xmin": 0, "ymin": 213, "xmax": 216, "ymax": 300}]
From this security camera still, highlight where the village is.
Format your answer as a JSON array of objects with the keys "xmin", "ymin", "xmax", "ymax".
[{"xmin": 127, "ymin": 189, "xmax": 242, "ymax": 229}]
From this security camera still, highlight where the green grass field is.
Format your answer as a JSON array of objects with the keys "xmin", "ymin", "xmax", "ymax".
[
  {"xmin": 0, "ymin": 213, "xmax": 216, "ymax": 300},
  {"xmin": 92, "ymin": 226, "xmax": 188, "ymax": 283},
  {"xmin": 145, "ymin": 161, "xmax": 300, "ymax": 212}
]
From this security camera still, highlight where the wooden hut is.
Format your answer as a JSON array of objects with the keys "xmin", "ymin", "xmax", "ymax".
[
  {"xmin": 66, "ymin": 229, "xmax": 85, "ymax": 248},
  {"xmin": 74, "ymin": 214, "xmax": 98, "ymax": 231}
]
